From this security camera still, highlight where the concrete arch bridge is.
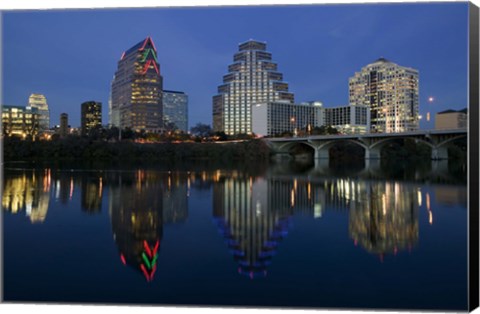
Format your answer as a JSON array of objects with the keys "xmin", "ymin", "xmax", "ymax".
[{"xmin": 264, "ymin": 129, "xmax": 467, "ymax": 161}]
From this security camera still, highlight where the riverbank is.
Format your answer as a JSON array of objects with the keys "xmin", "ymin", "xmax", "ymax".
[{"xmin": 2, "ymin": 137, "xmax": 271, "ymax": 162}]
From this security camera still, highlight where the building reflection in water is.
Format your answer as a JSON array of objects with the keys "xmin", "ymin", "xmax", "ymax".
[
  {"xmin": 163, "ymin": 172, "xmax": 189, "ymax": 224},
  {"xmin": 108, "ymin": 170, "xmax": 190, "ymax": 281},
  {"xmin": 264, "ymin": 177, "xmax": 419, "ymax": 258},
  {"xmin": 51, "ymin": 171, "xmax": 72, "ymax": 204},
  {"xmin": 2, "ymin": 169, "xmax": 51, "ymax": 223},
  {"xmin": 213, "ymin": 174, "xmax": 422, "ymax": 274},
  {"xmin": 81, "ymin": 175, "xmax": 103, "ymax": 214},
  {"xmin": 434, "ymin": 186, "xmax": 467, "ymax": 208},
  {"xmin": 213, "ymin": 173, "xmax": 292, "ymax": 279},
  {"xmin": 109, "ymin": 170, "xmax": 164, "ymax": 282},
  {"xmin": 348, "ymin": 181, "xmax": 419, "ymax": 258}
]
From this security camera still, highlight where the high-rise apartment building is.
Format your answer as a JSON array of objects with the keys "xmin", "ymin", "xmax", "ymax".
[
  {"xmin": 110, "ymin": 37, "xmax": 163, "ymax": 132},
  {"xmin": 349, "ymin": 58, "xmax": 419, "ymax": 133},
  {"xmin": 28, "ymin": 94, "xmax": 49, "ymax": 130},
  {"xmin": 163, "ymin": 90, "xmax": 188, "ymax": 132},
  {"xmin": 213, "ymin": 40, "xmax": 294, "ymax": 135},
  {"xmin": 81, "ymin": 101, "xmax": 102, "ymax": 135}
]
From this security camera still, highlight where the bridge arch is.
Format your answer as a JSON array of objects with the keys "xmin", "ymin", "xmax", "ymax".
[
  {"xmin": 314, "ymin": 139, "xmax": 368, "ymax": 159},
  {"xmin": 275, "ymin": 141, "xmax": 317, "ymax": 152},
  {"xmin": 436, "ymin": 135, "xmax": 467, "ymax": 148},
  {"xmin": 369, "ymin": 137, "xmax": 434, "ymax": 151}
]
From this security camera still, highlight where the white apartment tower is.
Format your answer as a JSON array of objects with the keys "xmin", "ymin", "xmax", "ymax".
[
  {"xmin": 349, "ymin": 58, "xmax": 419, "ymax": 133},
  {"xmin": 213, "ymin": 40, "xmax": 294, "ymax": 135}
]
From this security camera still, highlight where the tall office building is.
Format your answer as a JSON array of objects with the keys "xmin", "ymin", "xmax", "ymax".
[
  {"xmin": 163, "ymin": 90, "xmax": 188, "ymax": 132},
  {"xmin": 213, "ymin": 40, "xmax": 294, "ymax": 135},
  {"xmin": 349, "ymin": 58, "xmax": 419, "ymax": 133},
  {"xmin": 28, "ymin": 94, "xmax": 49, "ymax": 130},
  {"xmin": 110, "ymin": 37, "xmax": 163, "ymax": 132},
  {"xmin": 81, "ymin": 101, "xmax": 102, "ymax": 135},
  {"xmin": 59, "ymin": 113, "xmax": 69, "ymax": 137}
]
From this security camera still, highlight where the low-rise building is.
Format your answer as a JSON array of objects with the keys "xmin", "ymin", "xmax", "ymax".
[
  {"xmin": 435, "ymin": 108, "xmax": 467, "ymax": 130},
  {"xmin": 252, "ymin": 101, "xmax": 323, "ymax": 137},
  {"xmin": 252, "ymin": 101, "xmax": 370, "ymax": 137},
  {"xmin": 2, "ymin": 105, "xmax": 40, "ymax": 138},
  {"xmin": 323, "ymin": 104, "xmax": 371, "ymax": 134}
]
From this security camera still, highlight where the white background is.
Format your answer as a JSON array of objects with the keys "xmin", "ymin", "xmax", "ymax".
[{"xmin": 0, "ymin": 1, "xmax": 479, "ymax": 314}]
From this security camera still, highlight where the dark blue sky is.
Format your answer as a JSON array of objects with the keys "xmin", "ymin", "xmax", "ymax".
[{"xmin": 2, "ymin": 2, "xmax": 469, "ymax": 129}]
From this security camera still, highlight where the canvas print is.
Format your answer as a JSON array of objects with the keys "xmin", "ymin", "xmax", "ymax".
[{"xmin": 1, "ymin": 1, "xmax": 479, "ymax": 312}]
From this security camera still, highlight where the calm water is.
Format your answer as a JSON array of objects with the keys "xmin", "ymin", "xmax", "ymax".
[{"xmin": 2, "ymin": 160, "xmax": 468, "ymax": 310}]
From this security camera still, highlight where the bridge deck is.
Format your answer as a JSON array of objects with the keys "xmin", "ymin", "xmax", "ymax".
[{"xmin": 265, "ymin": 129, "xmax": 467, "ymax": 142}]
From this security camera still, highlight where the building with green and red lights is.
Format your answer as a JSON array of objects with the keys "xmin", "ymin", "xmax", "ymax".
[{"xmin": 110, "ymin": 37, "xmax": 164, "ymax": 132}]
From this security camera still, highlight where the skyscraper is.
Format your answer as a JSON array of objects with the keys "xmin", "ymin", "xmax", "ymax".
[
  {"xmin": 349, "ymin": 58, "xmax": 419, "ymax": 133},
  {"xmin": 81, "ymin": 101, "xmax": 102, "ymax": 135},
  {"xmin": 28, "ymin": 93, "xmax": 49, "ymax": 130},
  {"xmin": 110, "ymin": 37, "xmax": 163, "ymax": 132},
  {"xmin": 213, "ymin": 40, "xmax": 294, "ymax": 135},
  {"xmin": 163, "ymin": 90, "xmax": 188, "ymax": 132}
]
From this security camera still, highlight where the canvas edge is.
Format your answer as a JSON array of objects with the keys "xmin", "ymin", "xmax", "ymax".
[{"xmin": 469, "ymin": 1, "xmax": 480, "ymax": 312}]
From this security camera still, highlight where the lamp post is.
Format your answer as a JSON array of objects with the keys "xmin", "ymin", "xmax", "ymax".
[{"xmin": 290, "ymin": 116, "xmax": 296, "ymax": 137}]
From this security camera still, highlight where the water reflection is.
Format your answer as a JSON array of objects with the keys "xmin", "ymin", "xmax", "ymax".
[
  {"xmin": 213, "ymin": 176, "xmax": 291, "ymax": 279},
  {"xmin": 2, "ymin": 162, "xmax": 467, "ymax": 280},
  {"xmin": 349, "ymin": 182, "xmax": 419, "ymax": 258},
  {"xmin": 2, "ymin": 169, "xmax": 51, "ymax": 223},
  {"xmin": 163, "ymin": 172, "xmax": 189, "ymax": 224},
  {"xmin": 81, "ymin": 175, "xmax": 103, "ymax": 214},
  {"xmin": 108, "ymin": 171, "xmax": 164, "ymax": 282}
]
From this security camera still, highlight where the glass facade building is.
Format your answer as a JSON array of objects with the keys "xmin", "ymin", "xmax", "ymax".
[
  {"xmin": 349, "ymin": 58, "xmax": 419, "ymax": 133},
  {"xmin": 2, "ymin": 105, "xmax": 39, "ymax": 138},
  {"xmin": 110, "ymin": 37, "xmax": 163, "ymax": 132},
  {"xmin": 81, "ymin": 101, "xmax": 102, "ymax": 135},
  {"xmin": 213, "ymin": 40, "xmax": 294, "ymax": 135},
  {"xmin": 163, "ymin": 90, "xmax": 188, "ymax": 132},
  {"xmin": 28, "ymin": 94, "xmax": 49, "ymax": 131}
]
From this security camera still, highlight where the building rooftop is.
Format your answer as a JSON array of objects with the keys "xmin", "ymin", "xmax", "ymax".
[
  {"xmin": 373, "ymin": 57, "xmax": 391, "ymax": 63},
  {"xmin": 124, "ymin": 37, "xmax": 156, "ymax": 56},
  {"xmin": 163, "ymin": 90, "xmax": 186, "ymax": 95},
  {"xmin": 239, "ymin": 40, "xmax": 267, "ymax": 51},
  {"xmin": 438, "ymin": 108, "xmax": 468, "ymax": 114}
]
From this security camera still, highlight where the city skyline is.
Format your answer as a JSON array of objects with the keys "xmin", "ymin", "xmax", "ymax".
[{"xmin": 2, "ymin": 3, "xmax": 469, "ymax": 129}]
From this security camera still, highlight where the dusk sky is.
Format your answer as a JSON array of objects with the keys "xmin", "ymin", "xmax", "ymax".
[{"xmin": 2, "ymin": 2, "xmax": 469, "ymax": 129}]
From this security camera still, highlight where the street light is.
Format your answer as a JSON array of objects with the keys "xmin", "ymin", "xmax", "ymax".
[{"xmin": 290, "ymin": 116, "xmax": 296, "ymax": 137}]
